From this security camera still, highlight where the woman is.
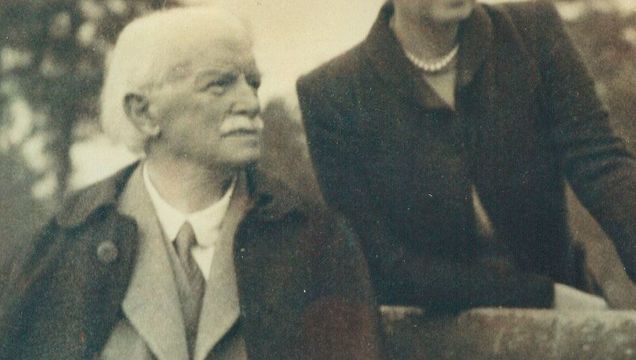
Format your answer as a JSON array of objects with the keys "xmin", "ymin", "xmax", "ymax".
[{"xmin": 297, "ymin": 0, "xmax": 636, "ymax": 312}]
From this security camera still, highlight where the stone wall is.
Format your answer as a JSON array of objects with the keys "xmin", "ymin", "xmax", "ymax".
[{"xmin": 381, "ymin": 306, "xmax": 636, "ymax": 360}]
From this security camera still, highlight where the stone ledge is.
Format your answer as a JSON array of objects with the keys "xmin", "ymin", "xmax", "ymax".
[{"xmin": 381, "ymin": 306, "xmax": 636, "ymax": 360}]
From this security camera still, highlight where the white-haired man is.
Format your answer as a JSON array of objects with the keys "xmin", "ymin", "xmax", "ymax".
[{"xmin": 0, "ymin": 7, "xmax": 381, "ymax": 360}]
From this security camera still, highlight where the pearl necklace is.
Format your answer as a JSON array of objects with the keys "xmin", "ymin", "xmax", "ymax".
[{"xmin": 404, "ymin": 45, "xmax": 459, "ymax": 73}]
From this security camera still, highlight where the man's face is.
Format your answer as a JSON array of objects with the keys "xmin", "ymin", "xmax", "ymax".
[
  {"xmin": 147, "ymin": 32, "xmax": 263, "ymax": 168},
  {"xmin": 394, "ymin": 0, "xmax": 476, "ymax": 24}
]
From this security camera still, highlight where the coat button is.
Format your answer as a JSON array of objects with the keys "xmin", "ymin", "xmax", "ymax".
[{"xmin": 97, "ymin": 241, "xmax": 118, "ymax": 264}]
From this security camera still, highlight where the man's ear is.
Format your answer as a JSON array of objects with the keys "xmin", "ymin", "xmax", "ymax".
[{"xmin": 123, "ymin": 93, "xmax": 161, "ymax": 137}]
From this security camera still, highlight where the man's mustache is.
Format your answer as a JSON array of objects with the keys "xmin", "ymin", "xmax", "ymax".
[{"xmin": 219, "ymin": 115, "xmax": 264, "ymax": 136}]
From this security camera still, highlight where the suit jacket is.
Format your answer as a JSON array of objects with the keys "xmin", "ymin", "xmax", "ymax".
[
  {"xmin": 0, "ymin": 163, "xmax": 382, "ymax": 359},
  {"xmin": 100, "ymin": 165, "xmax": 247, "ymax": 360},
  {"xmin": 296, "ymin": 0, "xmax": 636, "ymax": 312}
]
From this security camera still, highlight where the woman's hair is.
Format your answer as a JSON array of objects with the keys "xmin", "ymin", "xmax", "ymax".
[{"xmin": 100, "ymin": 6, "xmax": 253, "ymax": 153}]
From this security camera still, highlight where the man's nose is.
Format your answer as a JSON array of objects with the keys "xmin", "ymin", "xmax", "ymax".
[{"xmin": 231, "ymin": 77, "xmax": 260, "ymax": 118}]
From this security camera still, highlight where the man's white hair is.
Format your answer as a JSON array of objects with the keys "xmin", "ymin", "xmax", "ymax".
[{"xmin": 100, "ymin": 6, "xmax": 253, "ymax": 153}]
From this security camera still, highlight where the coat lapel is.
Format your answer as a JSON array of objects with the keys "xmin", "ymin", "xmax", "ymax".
[
  {"xmin": 361, "ymin": 2, "xmax": 441, "ymax": 109},
  {"xmin": 117, "ymin": 166, "xmax": 189, "ymax": 360},
  {"xmin": 455, "ymin": 5, "xmax": 494, "ymax": 88},
  {"xmin": 361, "ymin": 2, "xmax": 494, "ymax": 110},
  {"xmin": 194, "ymin": 172, "xmax": 251, "ymax": 360},
  {"xmin": 49, "ymin": 163, "xmax": 304, "ymax": 359}
]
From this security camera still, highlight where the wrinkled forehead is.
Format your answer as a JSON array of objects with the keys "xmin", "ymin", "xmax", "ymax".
[
  {"xmin": 166, "ymin": 33, "xmax": 258, "ymax": 82},
  {"xmin": 192, "ymin": 31, "xmax": 255, "ymax": 64}
]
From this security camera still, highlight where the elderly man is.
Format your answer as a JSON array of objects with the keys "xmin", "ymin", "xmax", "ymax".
[{"xmin": 0, "ymin": 7, "xmax": 381, "ymax": 360}]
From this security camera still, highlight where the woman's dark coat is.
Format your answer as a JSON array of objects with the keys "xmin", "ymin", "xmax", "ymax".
[
  {"xmin": 0, "ymin": 163, "xmax": 382, "ymax": 359},
  {"xmin": 296, "ymin": 0, "xmax": 636, "ymax": 312}
]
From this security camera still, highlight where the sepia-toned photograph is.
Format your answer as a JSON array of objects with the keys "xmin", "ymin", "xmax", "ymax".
[{"xmin": 1, "ymin": 0, "xmax": 635, "ymax": 359}]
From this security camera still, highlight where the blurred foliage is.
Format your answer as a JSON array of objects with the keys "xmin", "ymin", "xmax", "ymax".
[
  {"xmin": 561, "ymin": 0, "xmax": 636, "ymax": 150},
  {"xmin": 0, "ymin": 150, "xmax": 44, "ymax": 246},
  {"xmin": 260, "ymin": 98, "xmax": 322, "ymax": 203},
  {"xmin": 0, "ymin": 0, "xmax": 179, "ymax": 198},
  {"xmin": 0, "ymin": 0, "xmax": 180, "ymax": 255}
]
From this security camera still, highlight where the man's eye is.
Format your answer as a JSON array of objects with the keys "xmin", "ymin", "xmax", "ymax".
[
  {"xmin": 248, "ymin": 77, "xmax": 261, "ymax": 90},
  {"xmin": 207, "ymin": 79, "xmax": 232, "ymax": 89},
  {"xmin": 204, "ymin": 74, "xmax": 238, "ymax": 90},
  {"xmin": 246, "ymin": 72, "xmax": 262, "ymax": 89}
]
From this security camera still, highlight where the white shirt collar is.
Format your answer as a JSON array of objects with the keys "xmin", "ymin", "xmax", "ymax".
[{"xmin": 142, "ymin": 163, "xmax": 235, "ymax": 247}]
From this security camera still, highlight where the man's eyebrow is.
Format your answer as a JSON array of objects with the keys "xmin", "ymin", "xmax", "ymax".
[
  {"xmin": 195, "ymin": 68, "xmax": 238, "ymax": 79},
  {"xmin": 193, "ymin": 68, "xmax": 238, "ymax": 88}
]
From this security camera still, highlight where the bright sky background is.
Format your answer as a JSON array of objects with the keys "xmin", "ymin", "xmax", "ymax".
[{"xmin": 197, "ymin": 0, "xmax": 387, "ymax": 100}]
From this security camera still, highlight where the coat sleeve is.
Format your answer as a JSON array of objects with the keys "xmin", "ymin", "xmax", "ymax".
[
  {"xmin": 0, "ymin": 219, "xmax": 61, "ymax": 359},
  {"xmin": 301, "ymin": 214, "xmax": 383, "ymax": 360},
  {"xmin": 296, "ymin": 72, "xmax": 555, "ymax": 312},
  {"xmin": 535, "ymin": 1, "xmax": 636, "ymax": 281}
]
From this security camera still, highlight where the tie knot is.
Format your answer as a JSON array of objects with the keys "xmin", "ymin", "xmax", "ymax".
[{"xmin": 175, "ymin": 221, "xmax": 197, "ymax": 255}]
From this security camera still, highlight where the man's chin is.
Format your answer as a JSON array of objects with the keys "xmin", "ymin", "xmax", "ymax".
[
  {"xmin": 429, "ymin": 2, "xmax": 475, "ymax": 24},
  {"xmin": 217, "ymin": 151, "xmax": 262, "ymax": 169}
]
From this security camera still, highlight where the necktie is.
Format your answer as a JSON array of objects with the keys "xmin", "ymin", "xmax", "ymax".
[{"xmin": 174, "ymin": 221, "xmax": 206, "ymax": 358}]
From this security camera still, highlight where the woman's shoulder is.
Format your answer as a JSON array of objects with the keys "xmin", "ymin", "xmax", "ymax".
[{"xmin": 296, "ymin": 42, "xmax": 366, "ymax": 109}]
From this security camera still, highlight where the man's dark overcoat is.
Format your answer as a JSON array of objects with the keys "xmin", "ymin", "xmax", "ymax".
[
  {"xmin": 297, "ymin": 0, "xmax": 636, "ymax": 312},
  {"xmin": 0, "ymin": 163, "xmax": 382, "ymax": 359}
]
